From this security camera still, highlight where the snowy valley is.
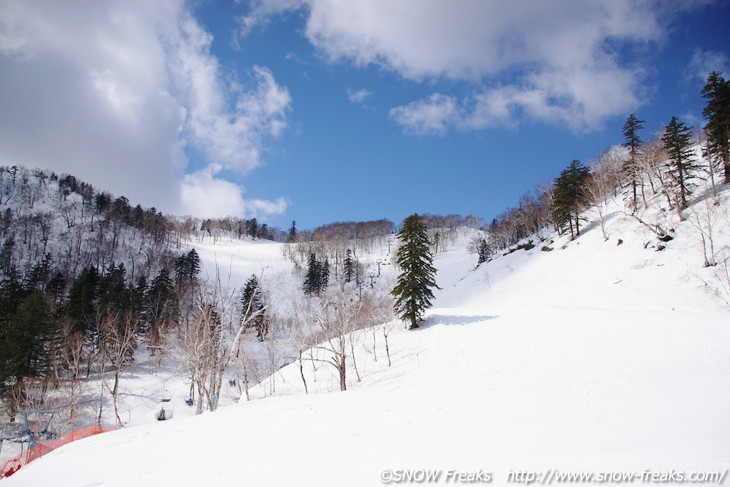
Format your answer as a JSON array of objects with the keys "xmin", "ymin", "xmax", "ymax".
[{"xmin": 2, "ymin": 161, "xmax": 729, "ymax": 486}]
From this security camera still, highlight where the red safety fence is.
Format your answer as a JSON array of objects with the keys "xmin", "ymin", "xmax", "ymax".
[{"xmin": 0, "ymin": 423, "xmax": 115, "ymax": 478}]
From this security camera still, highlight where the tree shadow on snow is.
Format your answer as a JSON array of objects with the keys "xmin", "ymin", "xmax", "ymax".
[{"xmin": 419, "ymin": 314, "xmax": 497, "ymax": 329}]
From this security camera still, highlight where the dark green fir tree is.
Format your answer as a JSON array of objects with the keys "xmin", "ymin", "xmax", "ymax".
[
  {"xmin": 661, "ymin": 116, "xmax": 700, "ymax": 210},
  {"xmin": 622, "ymin": 113, "xmax": 645, "ymax": 210},
  {"xmin": 552, "ymin": 160, "xmax": 591, "ymax": 239},
  {"xmin": 701, "ymin": 71, "xmax": 730, "ymax": 183},
  {"xmin": 391, "ymin": 214, "xmax": 438, "ymax": 330},
  {"xmin": 241, "ymin": 274, "xmax": 267, "ymax": 341},
  {"xmin": 287, "ymin": 220, "xmax": 297, "ymax": 243},
  {"xmin": 343, "ymin": 249, "xmax": 355, "ymax": 283},
  {"xmin": 303, "ymin": 253, "xmax": 323, "ymax": 296}
]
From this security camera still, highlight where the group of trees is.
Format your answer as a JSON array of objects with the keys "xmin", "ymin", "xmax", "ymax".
[
  {"xmin": 0, "ymin": 166, "xmax": 288, "ymax": 418},
  {"xmin": 550, "ymin": 72, "xmax": 729, "ymax": 243},
  {"xmin": 1, "ymin": 71, "xmax": 727, "ymax": 418},
  {"xmin": 473, "ymin": 188, "xmax": 553, "ymax": 264},
  {"xmin": 0, "ymin": 249, "xmax": 198, "ymax": 403},
  {"xmin": 473, "ymin": 71, "xmax": 729, "ymax": 262},
  {"xmin": 198, "ymin": 216, "xmax": 281, "ymax": 242},
  {"xmin": 302, "ymin": 253, "xmax": 330, "ymax": 296},
  {"xmin": 0, "ymin": 167, "xmax": 175, "ymax": 282}
]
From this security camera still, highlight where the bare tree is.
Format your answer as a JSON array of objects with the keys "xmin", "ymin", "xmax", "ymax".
[
  {"xmin": 282, "ymin": 309, "xmax": 317, "ymax": 395},
  {"xmin": 700, "ymin": 129, "xmax": 721, "ymax": 198},
  {"xmin": 360, "ymin": 290, "xmax": 396, "ymax": 366},
  {"xmin": 687, "ymin": 196, "xmax": 719, "ymax": 268},
  {"xmin": 178, "ymin": 270, "xmax": 266, "ymax": 413},
  {"xmin": 57, "ymin": 316, "xmax": 85, "ymax": 379},
  {"xmin": 306, "ymin": 294, "xmax": 362, "ymax": 391},
  {"xmin": 98, "ymin": 308, "xmax": 141, "ymax": 427},
  {"xmin": 637, "ymin": 138, "xmax": 673, "ymax": 208},
  {"xmin": 585, "ymin": 150, "xmax": 622, "ymax": 240}
]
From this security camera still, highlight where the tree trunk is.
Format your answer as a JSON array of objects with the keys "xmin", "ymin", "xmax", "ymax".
[
  {"xmin": 298, "ymin": 349, "xmax": 308, "ymax": 395},
  {"xmin": 338, "ymin": 356, "xmax": 347, "ymax": 392},
  {"xmin": 383, "ymin": 328, "xmax": 392, "ymax": 367},
  {"xmin": 350, "ymin": 336, "xmax": 361, "ymax": 383}
]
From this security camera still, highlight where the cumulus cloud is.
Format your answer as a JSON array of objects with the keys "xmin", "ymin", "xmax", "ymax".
[
  {"xmin": 179, "ymin": 165, "xmax": 288, "ymax": 219},
  {"xmin": 242, "ymin": 0, "xmax": 708, "ymax": 133},
  {"xmin": 0, "ymin": 0, "xmax": 290, "ymax": 218}
]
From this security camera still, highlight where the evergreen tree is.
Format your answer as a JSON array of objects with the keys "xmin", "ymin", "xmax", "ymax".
[
  {"xmin": 23, "ymin": 253, "xmax": 52, "ymax": 292},
  {"xmin": 552, "ymin": 160, "xmax": 590, "ymax": 239},
  {"xmin": 303, "ymin": 253, "xmax": 323, "ymax": 295},
  {"xmin": 343, "ymin": 249, "xmax": 355, "ymax": 283},
  {"xmin": 476, "ymin": 239, "xmax": 491, "ymax": 266},
  {"xmin": 391, "ymin": 214, "xmax": 438, "ymax": 330},
  {"xmin": 146, "ymin": 268, "xmax": 176, "ymax": 338},
  {"xmin": 241, "ymin": 275, "xmax": 267, "ymax": 341},
  {"xmin": 98, "ymin": 262, "xmax": 129, "ymax": 311},
  {"xmin": 46, "ymin": 272, "xmax": 66, "ymax": 304},
  {"xmin": 0, "ymin": 270, "xmax": 25, "ymax": 385},
  {"xmin": 95, "ymin": 191, "xmax": 112, "ymax": 214},
  {"xmin": 661, "ymin": 116, "xmax": 699, "ymax": 210},
  {"xmin": 287, "ymin": 220, "xmax": 297, "ymax": 243},
  {"xmin": 622, "ymin": 113, "xmax": 645, "ymax": 210},
  {"xmin": 131, "ymin": 275, "xmax": 148, "ymax": 315},
  {"xmin": 187, "ymin": 249, "xmax": 201, "ymax": 279},
  {"xmin": 321, "ymin": 258, "xmax": 330, "ymax": 290},
  {"xmin": 248, "ymin": 218, "xmax": 259, "ymax": 239},
  {"xmin": 0, "ymin": 290, "xmax": 53, "ymax": 384},
  {"xmin": 701, "ymin": 71, "xmax": 730, "ymax": 183},
  {"xmin": 64, "ymin": 266, "xmax": 100, "ymax": 331},
  {"xmin": 260, "ymin": 223, "xmax": 271, "ymax": 240},
  {"xmin": 0, "ymin": 237, "xmax": 15, "ymax": 273},
  {"xmin": 174, "ymin": 249, "xmax": 201, "ymax": 285}
]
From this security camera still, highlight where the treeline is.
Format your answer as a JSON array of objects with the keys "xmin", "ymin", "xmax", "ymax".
[
  {"xmin": 286, "ymin": 213, "xmax": 485, "ymax": 287},
  {"xmin": 0, "ymin": 166, "xmax": 285, "ymax": 417},
  {"xmin": 171, "ymin": 215, "xmax": 287, "ymax": 244},
  {"xmin": 0, "ymin": 247, "xmax": 200, "ymax": 412},
  {"xmin": 474, "ymin": 71, "xmax": 730, "ymax": 265}
]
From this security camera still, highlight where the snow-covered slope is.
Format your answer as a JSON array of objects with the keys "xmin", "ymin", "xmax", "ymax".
[{"xmin": 5, "ymin": 190, "xmax": 730, "ymax": 486}]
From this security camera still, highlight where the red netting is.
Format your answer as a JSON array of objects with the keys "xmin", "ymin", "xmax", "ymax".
[{"xmin": 0, "ymin": 424, "xmax": 115, "ymax": 478}]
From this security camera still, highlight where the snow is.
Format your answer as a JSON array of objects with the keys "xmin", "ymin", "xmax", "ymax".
[{"xmin": 4, "ymin": 187, "xmax": 730, "ymax": 486}]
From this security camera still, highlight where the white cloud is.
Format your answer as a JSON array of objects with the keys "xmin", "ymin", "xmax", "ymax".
[
  {"xmin": 245, "ymin": 197, "xmax": 289, "ymax": 217},
  {"xmin": 347, "ymin": 88, "xmax": 372, "ymax": 105},
  {"xmin": 243, "ymin": 0, "xmax": 708, "ymax": 133},
  {"xmin": 390, "ymin": 64, "xmax": 643, "ymax": 135},
  {"xmin": 179, "ymin": 165, "xmax": 288, "ymax": 219},
  {"xmin": 0, "ymin": 0, "xmax": 290, "ymax": 218},
  {"xmin": 686, "ymin": 49, "xmax": 730, "ymax": 85},
  {"xmin": 389, "ymin": 94, "xmax": 459, "ymax": 136},
  {"xmin": 180, "ymin": 167, "xmax": 247, "ymax": 218}
]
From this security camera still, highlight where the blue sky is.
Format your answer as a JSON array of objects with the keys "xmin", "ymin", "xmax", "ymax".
[{"xmin": 1, "ymin": 1, "xmax": 728, "ymax": 230}]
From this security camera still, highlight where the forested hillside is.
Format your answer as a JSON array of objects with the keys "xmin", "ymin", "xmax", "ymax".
[{"xmin": 0, "ymin": 166, "xmax": 289, "ymax": 420}]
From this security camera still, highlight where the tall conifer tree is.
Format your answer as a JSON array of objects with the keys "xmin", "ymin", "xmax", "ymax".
[
  {"xmin": 552, "ymin": 160, "xmax": 590, "ymax": 239},
  {"xmin": 622, "ymin": 113, "xmax": 645, "ymax": 210},
  {"xmin": 661, "ymin": 116, "xmax": 699, "ymax": 210},
  {"xmin": 701, "ymin": 71, "xmax": 730, "ymax": 183},
  {"xmin": 391, "ymin": 214, "xmax": 438, "ymax": 330},
  {"xmin": 241, "ymin": 275, "xmax": 267, "ymax": 340}
]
